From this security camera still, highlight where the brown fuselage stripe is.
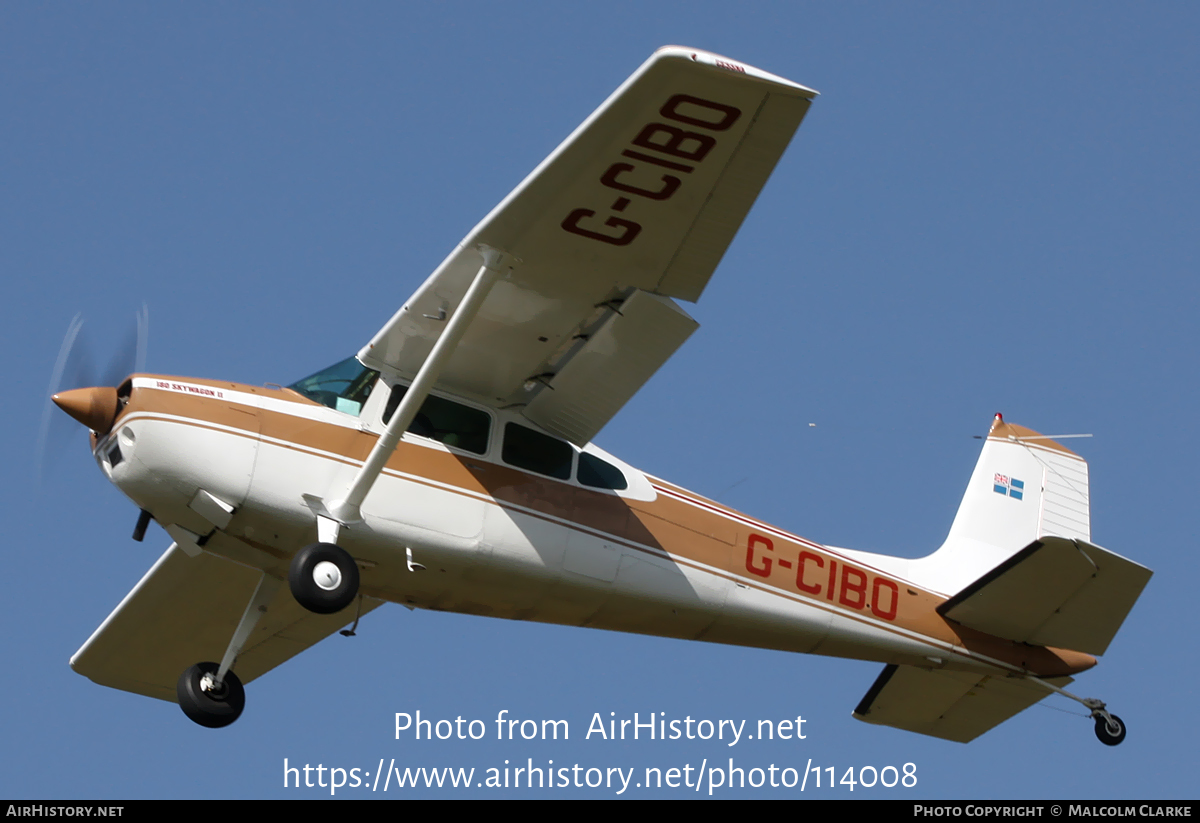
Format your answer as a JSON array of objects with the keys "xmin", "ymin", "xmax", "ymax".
[{"xmin": 112, "ymin": 380, "xmax": 1090, "ymax": 676}]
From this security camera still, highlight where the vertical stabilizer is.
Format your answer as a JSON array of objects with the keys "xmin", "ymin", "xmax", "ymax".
[{"xmin": 905, "ymin": 414, "xmax": 1091, "ymax": 596}]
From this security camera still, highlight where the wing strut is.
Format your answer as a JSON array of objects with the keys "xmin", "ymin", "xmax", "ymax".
[{"xmin": 322, "ymin": 246, "xmax": 505, "ymax": 541}]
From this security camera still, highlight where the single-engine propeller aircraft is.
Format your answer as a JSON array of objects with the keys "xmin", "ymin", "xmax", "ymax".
[{"xmin": 52, "ymin": 47, "xmax": 1151, "ymax": 745}]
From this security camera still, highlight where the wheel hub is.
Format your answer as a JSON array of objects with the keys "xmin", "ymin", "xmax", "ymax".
[
  {"xmin": 199, "ymin": 672, "xmax": 229, "ymax": 700},
  {"xmin": 313, "ymin": 560, "xmax": 343, "ymax": 591}
]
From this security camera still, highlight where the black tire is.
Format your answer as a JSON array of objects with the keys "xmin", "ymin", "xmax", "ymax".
[
  {"xmin": 177, "ymin": 662, "xmax": 245, "ymax": 728},
  {"xmin": 1094, "ymin": 713, "xmax": 1127, "ymax": 746},
  {"xmin": 289, "ymin": 542, "xmax": 359, "ymax": 614}
]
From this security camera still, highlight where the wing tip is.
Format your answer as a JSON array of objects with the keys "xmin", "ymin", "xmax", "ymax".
[{"xmin": 651, "ymin": 45, "xmax": 819, "ymax": 98}]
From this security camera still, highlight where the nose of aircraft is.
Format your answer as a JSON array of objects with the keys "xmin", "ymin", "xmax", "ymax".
[{"xmin": 52, "ymin": 386, "xmax": 119, "ymax": 435}]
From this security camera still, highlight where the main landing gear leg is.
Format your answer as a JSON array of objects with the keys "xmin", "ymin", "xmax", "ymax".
[
  {"xmin": 1027, "ymin": 676, "xmax": 1127, "ymax": 746},
  {"xmin": 176, "ymin": 573, "xmax": 281, "ymax": 728},
  {"xmin": 292, "ymin": 249, "xmax": 504, "ymax": 615}
]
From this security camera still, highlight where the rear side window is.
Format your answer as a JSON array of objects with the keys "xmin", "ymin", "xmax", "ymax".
[
  {"xmin": 577, "ymin": 453, "xmax": 628, "ymax": 491},
  {"xmin": 502, "ymin": 423, "xmax": 573, "ymax": 479},
  {"xmin": 383, "ymin": 385, "xmax": 491, "ymax": 455}
]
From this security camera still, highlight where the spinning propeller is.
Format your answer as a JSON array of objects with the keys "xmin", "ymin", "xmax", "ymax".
[{"xmin": 37, "ymin": 305, "xmax": 149, "ymax": 482}]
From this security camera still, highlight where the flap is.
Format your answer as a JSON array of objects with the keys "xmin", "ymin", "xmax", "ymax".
[
  {"xmin": 71, "ymin": 544, "xmax": 381, "ymax": 702},
  {"xmin": 853, "ymin": 664, "xmax": 1072, "ymax": 743},
  {"xmin": 522, "ymin": 288, "xmax": 698, "ymax": 443},
  {"xmin": 359, "ymin": 48, "xmax": 815, "ymax": 439},
  {"xmin": 938, "ymin": 537, "xmax": 1153, "ymax": 655}
]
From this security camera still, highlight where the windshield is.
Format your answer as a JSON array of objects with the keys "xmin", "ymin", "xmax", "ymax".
[{"xmin": 288, "ymin": 356, "xmax": 380, "ymax": 416}]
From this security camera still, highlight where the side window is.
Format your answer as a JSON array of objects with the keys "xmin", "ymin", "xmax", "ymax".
[
  {"xmin": 577, "ymin": 452, "xmax": 628, "ymax": 491},
  {"xmin": 383, "ymin": 385, "xmax": 491, "ymax": 455},
  {"xmin": 502, "ymin": 422, "xmax": 573, "ymax": 480}
]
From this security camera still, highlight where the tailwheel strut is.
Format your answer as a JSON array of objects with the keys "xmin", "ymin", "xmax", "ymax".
[{"xmin": 1027, "ymin": 675, "xmax": 1127, "ymax": 747}]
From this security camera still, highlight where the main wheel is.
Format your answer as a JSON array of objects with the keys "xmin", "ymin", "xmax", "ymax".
[
  {"xmin": 177, "ymin": 662, "xmax": 245, "ymax": 728},
  {"xmin": 289, "ymin": 542, "xmax": 359, "ymax": 614},
  {"xmin": 1094, "ymin": 713, "xmax": 1127, "ymax": 746}
]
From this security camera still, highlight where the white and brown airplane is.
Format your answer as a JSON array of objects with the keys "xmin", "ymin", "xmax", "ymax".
[{"xmin": 51, "ymin": 47, "xmax": 1150, "ymax": 744}]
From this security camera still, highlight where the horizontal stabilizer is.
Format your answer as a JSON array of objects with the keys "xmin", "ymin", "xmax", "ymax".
[
  {"xmin": 937, "ymin": 537, "xmax": 1152, "ymax": 655},
  {"xmin": 71, "ymin": 544, "xmax": 382, "ymax": 702},
  {"xmin": 853, "ymin": 664, "xmax": 1070, "ymax": 743}
]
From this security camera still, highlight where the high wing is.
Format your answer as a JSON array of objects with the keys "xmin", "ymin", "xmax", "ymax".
[
  {"xmin": 71, "ymin": 543, "xmax": 380, "ymax": 702},
  {"xmin": 359, "ymin": 47, "xmax": 817, "ymax": 445}
]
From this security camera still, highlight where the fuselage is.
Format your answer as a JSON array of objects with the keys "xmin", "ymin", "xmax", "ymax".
[{"xmin": 93, "ymin": 372, "xmax": 1094, "ymax": 682}]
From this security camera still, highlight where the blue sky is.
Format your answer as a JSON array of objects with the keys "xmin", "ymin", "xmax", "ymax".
[{"xmin": 3, "ymin": 3, "xmax": 1197, "ymax": 798}]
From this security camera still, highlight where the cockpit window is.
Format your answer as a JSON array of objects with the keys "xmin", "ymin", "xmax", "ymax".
[{"xmin": 288, "ymin": 357, "xmax": 380, "ymax": 417}]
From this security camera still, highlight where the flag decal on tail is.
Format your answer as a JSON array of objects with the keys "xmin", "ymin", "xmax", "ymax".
[{"xmin": 993, "ymin": 474, "xmax": 1024, "ymax": 500}]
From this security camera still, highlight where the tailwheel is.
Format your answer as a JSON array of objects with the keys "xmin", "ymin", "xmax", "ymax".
[
  {"xmin": 1024, "ymin": 679, "xmax": 1129, "ymax": 748},
  {"xmin": 177, "ymin": 662, "xmax": 245, "ymax": 728},
  {"xmin": 1093, "ymin": 712, "xmax": 1127, "ymax": 746},
  {"xmin": 289, "ymin": 542, "xmax": 359, "ymax": 614}
]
